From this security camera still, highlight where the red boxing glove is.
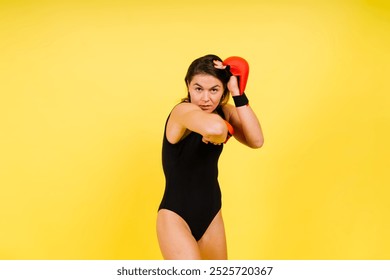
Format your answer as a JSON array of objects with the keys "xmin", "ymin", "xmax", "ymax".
[
  {"xmin": 224, "ymin": 120, "xmax": 235, "ymax": 144},
  {"xmin": 223, "ymin": 56, "xmax": 249, "ymax": 95}
]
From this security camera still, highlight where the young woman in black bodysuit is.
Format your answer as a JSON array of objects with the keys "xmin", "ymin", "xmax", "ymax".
[{"xmin": 157, "ymin": 54, "xmax": 264, "ymax": 260}]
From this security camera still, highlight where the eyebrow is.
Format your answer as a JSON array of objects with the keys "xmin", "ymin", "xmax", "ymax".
[{"xmin": 193, "ymin": 83, "xmax": 221, "ymax": 88}]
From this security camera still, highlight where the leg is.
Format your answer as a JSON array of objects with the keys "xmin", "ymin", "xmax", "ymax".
[
  {"xmin": 198, "ymin": 210, "xmax": 228, "ymax": 260},
  {"xmin": 156, "ymin": 209, "xmax": 201, "ymax": 260}
]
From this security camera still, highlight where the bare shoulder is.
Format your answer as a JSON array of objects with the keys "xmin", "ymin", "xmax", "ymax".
[
  {"xmin": 171, "ymin": 102, "xmax": 200, "ymax": 116},
  {"xmin": 166, "ymin": 102, "xmax": 200, "ymax": 144},
  {"xmin": 169, "ymin": 102, "xmax": 203, "ymax": 124}
]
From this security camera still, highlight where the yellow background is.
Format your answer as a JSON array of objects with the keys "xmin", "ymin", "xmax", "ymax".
[{"xmin": 0, "ymin": 0, "xmax": 389, "ymax": 259}]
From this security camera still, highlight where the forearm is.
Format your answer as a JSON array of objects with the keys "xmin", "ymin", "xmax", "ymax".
[
  {"xmin": 178, "ymin": 104, "xmax": 228, "ymax": 143},
  {"xmin": 229, "ymin": 81, "xmax": 264, "ymax": 148},
  {"xmin": 235, "ymin": 104, "xmax": 264, "ymax": 148},
  {"xmin": 200, "ymin": 113, "xmax": 228, "ymax": 144}
]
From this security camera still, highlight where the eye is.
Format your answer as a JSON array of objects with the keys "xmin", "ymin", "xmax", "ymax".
[
  {"xmin": 195, "ymin": 87, "xmax": 202, "ymax": 92},
  {"xmin": 211, "ymin": 88, "xmax": 219, "ymax": 94}
]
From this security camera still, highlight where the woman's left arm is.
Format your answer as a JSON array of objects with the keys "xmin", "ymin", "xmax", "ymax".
[{"xmin": 223, "ymin": 77, "xmax": 264, "ymax": 149}]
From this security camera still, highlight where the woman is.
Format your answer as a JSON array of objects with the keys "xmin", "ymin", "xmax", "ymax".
[{"xmin": 157, "ymin": 54, "xmax": 263, "ymax": 260}]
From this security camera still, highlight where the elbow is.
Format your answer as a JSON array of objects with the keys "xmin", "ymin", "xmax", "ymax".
[
  {"xmin": 249, "ymin": 137, "xmax": 264, "ymax": 149},
  {"xmin": 204, "ymin": 121, "xmax": 227, "ymax": 141}
]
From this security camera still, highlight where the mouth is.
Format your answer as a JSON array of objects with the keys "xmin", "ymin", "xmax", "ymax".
[{"xmin": 199, "ymin": 105, "xmax": 212, "ymax": 111}]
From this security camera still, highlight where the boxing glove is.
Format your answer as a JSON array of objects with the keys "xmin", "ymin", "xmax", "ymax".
[
  {"xmin": 224, "ymin": 120, "xmax": 235, "ymax": 143},
  {"xmin": 223, "ymin": 56, "xmax": 249, "ymax": 95}
]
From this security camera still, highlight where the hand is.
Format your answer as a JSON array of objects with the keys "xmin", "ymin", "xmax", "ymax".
[
  {"xmin": 227, "ymin": 75, "xmax": 240, "ymax": 96},
  {"xmin": 222, "ymin": 56, "xmax": 249, "ymax": 95},
  {"xmin": 213, "ymin": 59, "xmax": 225, "ymax": 70},
  {"xmin": 202, "ymin": 136, "xmax": 222, "ymax": 145},
  {"xmin": 213, "ymin": 60, "xmax": 240, "ymax": 96}
]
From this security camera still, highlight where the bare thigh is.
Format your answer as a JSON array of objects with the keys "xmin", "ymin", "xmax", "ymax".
[
  {"xmin": 198, "ymin": 210, "xmax": 228, "ymax": 260},
  {"xmin": 156, "ymin": 209, "xmax": 201, "ymax": 260}
]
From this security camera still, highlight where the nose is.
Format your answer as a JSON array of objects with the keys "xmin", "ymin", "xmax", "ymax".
[{"xmin": 201, "ymin": 91, "xmax": 211, "ymax": 102}]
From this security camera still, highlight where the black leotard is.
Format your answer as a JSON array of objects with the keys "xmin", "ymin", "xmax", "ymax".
[{"xmin": 158, "ymin": 106, "xmax": 225, "ymax": 241}]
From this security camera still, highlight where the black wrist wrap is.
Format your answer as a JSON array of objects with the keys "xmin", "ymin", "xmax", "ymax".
[{"xmin": 233, "ymin": 93, "xmax": 249, "ymax": 107}]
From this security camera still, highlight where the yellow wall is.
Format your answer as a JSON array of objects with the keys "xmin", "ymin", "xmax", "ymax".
[{"xmin": 0, "ymin": 0, "xmax": 389, "ymax": 259}]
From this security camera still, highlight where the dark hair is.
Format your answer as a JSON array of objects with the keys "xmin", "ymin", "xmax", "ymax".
[{"xmin": 183, "ymin": 54, "xmax": 231, "ymax": 106}]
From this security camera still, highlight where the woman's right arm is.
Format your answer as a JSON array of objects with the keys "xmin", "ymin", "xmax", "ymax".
[{"xmin": 166, "ymin": 103, "xmax": 228, "ymax": 144}]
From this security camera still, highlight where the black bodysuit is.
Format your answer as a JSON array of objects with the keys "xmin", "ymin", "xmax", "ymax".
[{"xmin": 158, "ymin": 107, "xmax": 225, "ymax": 241}]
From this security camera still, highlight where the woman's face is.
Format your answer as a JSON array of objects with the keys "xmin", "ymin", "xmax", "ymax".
[{"xmin": 187, "ymin": 74, "xmax": 224, "ymax": 113}]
